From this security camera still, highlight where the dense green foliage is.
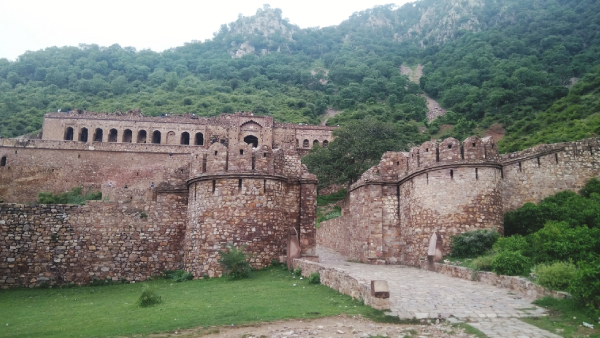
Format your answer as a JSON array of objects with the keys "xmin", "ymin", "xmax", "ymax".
[
  {"xmin": 0, "ymin": 0, "xmax": 598, "ymax": 162},
  {"xmin": 218, "ymin": 244, "xmax": 252, "ymax": 279},
  {"xmin": 37, "ymin": 186, "xmax": 102, "ymax": 205},
  {"xmin": 317, "ymin": 189, "xmax": 347, "ymax": 206},
  {"xmin": 492, "ymin": 179, "xmax": 600, "ymax": 307},
  {"xmin": 303, "ymin": 118, "xmax": 427, "ymax": 188},
  {"xmin": 534, "ymin": 261, "xmax": 577, "ymax": 290},
  {"xmin": 499, "ymin": 65, "xmax": 600, "ymax": 152},
  {"xmin": 449, "ymin": 229, "xmax": 499, "ymax": 258},
  {"xmin": 504, "ymin": 178, "xmax": 600, "ymax": 236},
  {"xmin": 162, "ymin": 269, "xmax": 194, "ymax": 282},
  {"xmin": 491, "ymin": 251, "xmax": 530, "ymax": 276},
  {"xmin": 0, "ymin": 267, "xmax": 383, "ymax": 338}
]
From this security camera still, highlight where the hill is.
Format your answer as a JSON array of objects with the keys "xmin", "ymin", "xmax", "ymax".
[{"xmin": 0, "ymin": 0, "xmax": 599, "ymax": 155}]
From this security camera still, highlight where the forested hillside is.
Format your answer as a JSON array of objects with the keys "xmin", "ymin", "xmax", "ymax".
[{"xmin": 0, "ymin": 0, "xmax": 599, "ymax": 163}]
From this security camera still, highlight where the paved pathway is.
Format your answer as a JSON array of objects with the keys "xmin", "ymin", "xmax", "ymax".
[{"xmin": 316, "ymin": 246, "xmax": 562, "ymax": 338}]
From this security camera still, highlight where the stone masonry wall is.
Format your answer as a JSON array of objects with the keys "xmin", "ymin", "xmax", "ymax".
[
  {"xmin": 317, "ymin": 137, "xmax": 599, "ymax": 267},
  {"xmin": 0, "ymin": 193, "xmax": 187, "ymax": 288},
  {"xmin": 184, "ymin": 178, "xmax": 300, "ymax": 277},
  {"xmin": 501, "ymin": 138, "xmax": 600, "ymax": 212}
]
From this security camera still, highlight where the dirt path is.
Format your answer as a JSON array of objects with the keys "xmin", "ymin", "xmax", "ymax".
[
  {"xmin": 320, "ymin": 108, "xmax": 341, "ymax": 126},
  {"xmin": 144, "ymin": 314, "xmax": 477, "ymax": 338},
  {"xmin": 400, "ymin": 64, "xmax": 447, "ymax": 122}
]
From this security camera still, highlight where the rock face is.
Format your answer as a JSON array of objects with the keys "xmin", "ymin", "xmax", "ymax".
[
  {"xmin": 0, "ymin": 111, "xmax": 324, "ymax": 287},
  {"xmin": 317, "ymin": 136, "xmax": 600, "ymax": 266}
]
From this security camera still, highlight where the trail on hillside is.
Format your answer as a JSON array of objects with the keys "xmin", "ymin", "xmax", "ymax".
[
  {"xmin": 320, "ymin": 108, "xmax": 342, "ymax": 126},
  {"xmin": 400, "ymin": 64, "xmax": 447, "ymax": 122}
]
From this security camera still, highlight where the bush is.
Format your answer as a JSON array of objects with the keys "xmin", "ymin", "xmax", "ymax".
[
  {"xmin": 472, "ymin": 254, "xmax": 495, "ymax": 271},
  {"xmin": 308, "ymin": 272, "xmax": 320, "ymax": 284},
  {"xmin": 579, "ymin": 177, "xmax": 600, "ymax": 198},
  {"xmin": 450, "ymin": 229, "xmax": 499, "ymax": 258},
  {"xmin": 528, "ymin": 221, "xmax": 600, "ymax": 264},
  {"xmin": 138, "ymin": 285, "xmax": 162, "ymax": 307},
  {"xmin": 293, "ymin": 268, "xmax": 302, "ymax": 277},
  {"xmin": 503, "ymin": 202, "xmax": 547, "ymax": 236},
  {"xmin": 38, "ymin": 186, "xmax": 102, "ymax": 205},
  {"xmin": 218, "ymin": 244, "xmax": 251, "ymax": 279},
  {"xmin": 317, "ymin": 189, "xmax": 347, "ymax": 206},
  {"xmin": 568, "ymin": 258, "xmax": 600, "ymax": 310},
  {"xmin": 163, "ymin": 269, "xmax": 194, "ymax": 282},
  {"xmin": 492, "ymin": 235, "xmax": 529, "ymax": 254},
  {"xmin": 534, "ymin": 261, "xmax": 577, "ymax": 290},
  {"xmin": 492, "ymin": 251, "xmax": 530, "ymax": 276}
]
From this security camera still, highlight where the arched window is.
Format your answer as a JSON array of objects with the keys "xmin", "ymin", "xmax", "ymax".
[
  {"xmin": 1, "ymin": 156, "xmax": 6, "ymax": 167},
  {"xmin": 303, "ymin": 139, "xmax": 309, "ymax": 148},
  {"xmin": 64, "ymin": 127, "xmax": 74, "ymax": 141},
  {"xmin": 313, "ymin": 140, "xmax": 319, "ymax": 147},
  {"xmin": 137, "ymin": 130, "xmax": 147, "ymax": 143},
  {"xmin": 122, "ymin": 129, "xmax": 132, "ymax": 143},
  {"xmin": 195, "ymin": 132, "xmax": 204, "ymax": 146},
  {"xmin": 181, "ymin": 132, "xmax": 190, "ymax": 145},
  {"xmin": 152, "ymin": 130, "xmax": 161, "ymax": 144},
  {"xmin": 94, "ymin": 128, "xmax": 103, "ymax": 142},
  {"xmin": 323, "ymin": 140, "xmax": 329, "ymax": 148},
  {"xmin": 79, "ymin": 128, "xmax": 88, "ymax": 142},
  {"xmin": 244, "ymin": 135, "xmax": 258, "ymax": 148},
  {"xmin": 108, "ymin": 129, "xmax": 118, "ymax": 142}
]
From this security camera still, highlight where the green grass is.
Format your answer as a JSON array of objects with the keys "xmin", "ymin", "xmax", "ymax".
[
  {"xmin": 0, "ymin": 267, "xmax": 386, "ymax": 338},
  {"xmin": 521, "ymin": 297, "xmax": 600, "ymax": 338},
  {"xmin": 453, "ymin": 323, "xmax": 490, "ymax": 338}
]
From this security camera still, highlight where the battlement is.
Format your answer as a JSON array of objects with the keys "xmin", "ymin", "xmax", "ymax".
[{"xmin": 351, "ymin": 136, "xmax": 499, "ymax": 190}]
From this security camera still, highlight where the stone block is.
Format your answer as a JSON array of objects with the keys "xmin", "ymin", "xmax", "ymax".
[{"xmin": 371, "ymin": 280, "xmax": 390, "ymax": 299}]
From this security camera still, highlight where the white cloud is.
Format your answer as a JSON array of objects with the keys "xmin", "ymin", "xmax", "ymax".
[{"xmin": 0, "ymin": 0, "xmax": 413, "ymax": 60}]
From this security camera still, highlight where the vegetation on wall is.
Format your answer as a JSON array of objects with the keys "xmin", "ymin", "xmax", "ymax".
[{"xmin": 37, "ymin": 186, "xmax": 102, "ymax": 205}]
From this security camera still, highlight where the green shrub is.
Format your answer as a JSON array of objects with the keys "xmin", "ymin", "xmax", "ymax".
[
  {"xmin": 568, "ymin": 258, "xmax": 600, "ymax": 310},
  {"xmin": 218, "ymin": 244, "xmax": 251, "ymax": 279},
  {"xmin": 163, "ymin": 269, "xmax": 194, "ymax": 282},
  {"xmin": 37, "ymin": 186, "xmax": 102, "ymax": 205},
  {"xmin": 534, "ymin": 261, "xmax": 577, "ymax": 290},
  {"xmin": 472, "ymin": 254, "xmax": 495, "ymax": 271},
  {"xmin": 138, "ymin": 285, "xmax": 162, "ymax": 307},
  {"xmin": 579, "ymin": 177, "xmax": 600, "ymax": 198},
  {"xmin": 293, "ymin": 268, "xmax": 302, "ymax": 276},
  {"xmin": 308, "ymin": 272, "xmax": 320, "ymax": 284},
  {"xmin": 317, "ymin": 189, "xmax": 347, "ymax": 206},
  {"xmin": 503, "ymin": 202, "xmax": 547, "ymax": 236},
  {"xmin": 450, "ymin": 229, "xmax": 499, "ymax": 258},
  {"xmin": 492, "ymin": 235, "xmax": 529, "ymax": 254},
  {"xmin": 528, "ymin": 221, "xmax": 600, "ymax": 264},
  {"xmin": 492, "ymin": 251, "xmax": 530, "ymax": 276}
]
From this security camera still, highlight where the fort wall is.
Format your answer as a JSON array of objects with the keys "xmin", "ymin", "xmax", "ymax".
[
  {"xmin": 317, "ymin": 137, "xmax": 600, "ymax": 266},
  {"xmin": 0, "ymin": 193, "xmax": 187, "ymax": 288}
]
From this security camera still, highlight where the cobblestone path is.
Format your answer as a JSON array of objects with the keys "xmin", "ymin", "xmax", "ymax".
[{"xmin": 316, "ymin": 246, "xmax": 562, "ymax": 338}]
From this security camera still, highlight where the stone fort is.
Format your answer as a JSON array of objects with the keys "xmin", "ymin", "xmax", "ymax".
[
  {"xmin": 1, "ymin": 109, "xmax": 599, "ymax": 288},
  {"xmin": 0, "ymin": 110, "xmax": 333, "ymax": 287}
]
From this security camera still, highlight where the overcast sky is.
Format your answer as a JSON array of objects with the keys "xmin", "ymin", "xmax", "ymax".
[{"xmin": 0, "ymin": 0, "xmax": 413, "ymax": 61}]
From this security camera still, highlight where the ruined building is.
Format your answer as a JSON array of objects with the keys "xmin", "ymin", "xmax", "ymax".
[
  {"xmin": 317, "ymin": 136, "xmax": 600, "ymax": 266},
  {"xmin": 0, "ymin": 111, "xmax": 334, "ymax": 287},
  {"xmin": 1, "ymin": 109, "xmax": 599, "ymax": 289}
]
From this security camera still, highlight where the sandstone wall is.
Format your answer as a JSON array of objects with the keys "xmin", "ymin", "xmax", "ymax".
[
  {"xmin": 0, "ymin": 140, "xmax": 191, "ymax": 203},
  {"xmin": 0, "ymin": 193, "xmax": 187, "ymax": 288},
  {"xmin": 501, "ymin": 138, "xmax": 600, "ymax": 212},
  {"xmin": 399, "ymin": 166, "xmax": 503, "ymax": 265},
  {"xmin": 184, "ymin": 177, "xmax": 301, "ymax": 277},
  {"xmin": 317, "ymin": 137, "xmax": 600, "ymax": 267}
]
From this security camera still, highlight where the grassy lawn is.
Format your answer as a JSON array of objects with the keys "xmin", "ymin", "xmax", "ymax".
[
  {"xmin": 0, "ymin": 266, "xmax": 383, "ymax": 338},
  {"xmin": 522, "ymin": 297, "xmax": 600, "ymax": 338}
]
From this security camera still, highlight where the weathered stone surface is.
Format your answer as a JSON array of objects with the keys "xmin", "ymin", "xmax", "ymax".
[{"xmin": 318, "ymin": 136, "xmax": 600, "ymax": 266}]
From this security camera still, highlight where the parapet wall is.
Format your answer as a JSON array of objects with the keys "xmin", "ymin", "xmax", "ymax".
[
  {"xmin": 0, "ymin": 193, "xmax": 187, "ymax": 288},
  {"xmin": 318, "ymin": 137, "xmax": 600, "ymax": 266}
]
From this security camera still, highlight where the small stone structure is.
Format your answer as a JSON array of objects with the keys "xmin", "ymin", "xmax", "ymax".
[
  {"xmin": 0, "ymin": 111, "xmax": 328, "ymax": 287},
  {"xmin": 318, "ymin": 136, "xmax": 600, "ymax": 266}
]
